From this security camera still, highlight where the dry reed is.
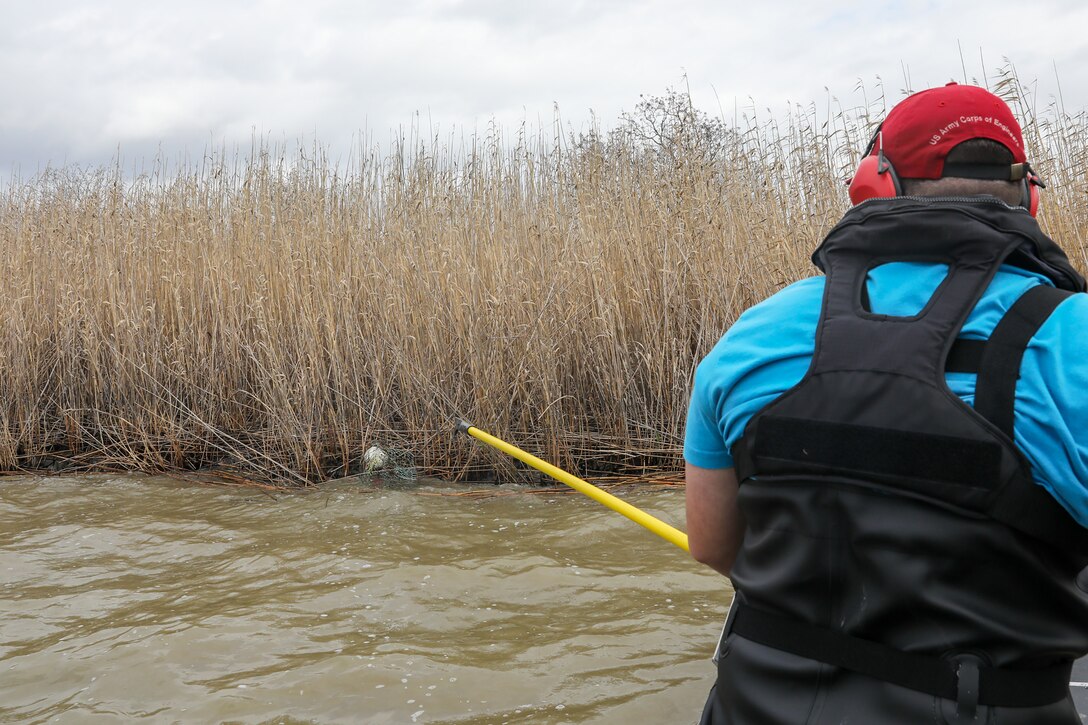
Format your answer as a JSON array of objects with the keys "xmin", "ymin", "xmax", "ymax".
[{"xmin": 1, "ymin": 72, "xmax": 1085, "ymax": 485}]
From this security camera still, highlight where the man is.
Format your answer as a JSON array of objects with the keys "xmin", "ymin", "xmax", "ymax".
[{"xmin": 684, "ymin": 83, "xmax": 1088, "ymax": 724}]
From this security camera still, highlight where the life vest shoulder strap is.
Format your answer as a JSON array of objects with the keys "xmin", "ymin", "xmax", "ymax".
[
  {"xmin": 944, "ymin": 285, "xmax": 1088, "ymax": 556},
  {"xmin": 974, "ymin": 284, "xmax": 1073, "ymax": 437},
  {"xmin": 945, "ymin": 286, "xmax": 1072, "ymax": 385}
]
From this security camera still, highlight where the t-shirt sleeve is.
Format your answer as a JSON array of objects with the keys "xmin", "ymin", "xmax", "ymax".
[
  {"xmin": 1015, "ymin": 293, "xmax": 1088, "ymax": 527},
  {"xmin": 684, "ymin": 367, "xmax": 733, "ymax": 469},
  {"xmin": 683, "ymin": 278, "xmax": 823, "ymax": 469}
]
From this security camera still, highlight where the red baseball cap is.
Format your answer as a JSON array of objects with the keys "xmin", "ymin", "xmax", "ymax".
[{"xmin": 878, "ymin": 82, "xmax": 1026, "ymax": 179}]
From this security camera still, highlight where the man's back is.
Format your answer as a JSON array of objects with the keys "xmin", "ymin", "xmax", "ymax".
[
  {"xmin": 686, "ymin": 255, "xmax": 1088, "ymax": 526},
  {"xmin": 687, "ymin": 197, "xmax": 1088, "ymax": 724}
]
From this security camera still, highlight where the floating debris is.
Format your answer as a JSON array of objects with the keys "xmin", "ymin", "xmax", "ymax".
[
  {"xmin": 361, "ymin": 446, "xmax": 417, "ymax": 481},
  {"xmin": 363, "ymin": 446, "xmax": 390, "ymax": 472}
]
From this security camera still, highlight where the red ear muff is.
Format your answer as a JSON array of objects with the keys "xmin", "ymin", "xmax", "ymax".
[
  {"xmin": 849, "ymin": 152, "xmax": 902, "ymax": 205},
  {"xmin": 1022, "ymin": 169, "xmax": 1044, "ymax": 217}
]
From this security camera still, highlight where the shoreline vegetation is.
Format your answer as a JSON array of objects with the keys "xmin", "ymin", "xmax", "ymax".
[{"xmin": 3, "ymin": 71, "xmax": 1086, "ymax": 487}]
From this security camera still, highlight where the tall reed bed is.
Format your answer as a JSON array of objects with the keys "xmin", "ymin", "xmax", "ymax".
[{"xmin": 1, "ymin": 75, "xmax": 1085, "ymax": 485}]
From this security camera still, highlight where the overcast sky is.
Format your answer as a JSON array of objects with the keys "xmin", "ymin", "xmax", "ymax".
[{"xmin": 3, "ymin": 0, "xmax": 1087, "ymax": 178}]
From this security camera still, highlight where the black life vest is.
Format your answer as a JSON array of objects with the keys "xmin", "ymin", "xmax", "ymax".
[{"xmin": 727, "ymin": 197, "xmax": 1088, "ymax": 712}]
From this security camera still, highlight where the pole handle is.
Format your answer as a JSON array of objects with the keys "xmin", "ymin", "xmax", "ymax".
[{"xmin": 457, "ymin": 421, "xmax": 689, "ymax": 552}]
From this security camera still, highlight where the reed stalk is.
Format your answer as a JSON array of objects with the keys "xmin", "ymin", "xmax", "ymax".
[{"xmin": 2, "ymin": 73, "xmax": 1084, "ymax": 485}]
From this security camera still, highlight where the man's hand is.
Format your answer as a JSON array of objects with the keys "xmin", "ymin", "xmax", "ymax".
[{"xmin": 685, "ymin": 463, "xmax": 745, "ymax": 577}]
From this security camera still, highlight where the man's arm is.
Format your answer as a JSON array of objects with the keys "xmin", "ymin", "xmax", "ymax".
[{"xmin": 685, "ymin": 463, "xmax": 745, "ymax": 577}]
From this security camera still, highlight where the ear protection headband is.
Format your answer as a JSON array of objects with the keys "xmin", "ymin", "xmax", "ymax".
[
  {"xmin": 1019, "ymin": 164, "xmax": 1045, "ymax": 217},
  {"xmin": 848, "ymin": 125, "xmax": 1044, "ymax": 216}
]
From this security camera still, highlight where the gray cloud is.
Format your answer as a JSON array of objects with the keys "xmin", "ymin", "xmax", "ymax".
[{"xmin": 2, "ymin": 0, "xmax": 1086, "ymax": 177}]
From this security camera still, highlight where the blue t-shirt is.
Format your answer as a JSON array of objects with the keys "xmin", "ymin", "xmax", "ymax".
[{"xmin": 684, "ymin": 263, "xmax": 1088, "ymax": 526}]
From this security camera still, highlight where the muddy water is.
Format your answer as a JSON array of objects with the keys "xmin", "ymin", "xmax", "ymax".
[{"xmin": 0, "ymin": 475, "xmax": 730, "ymax": 724}]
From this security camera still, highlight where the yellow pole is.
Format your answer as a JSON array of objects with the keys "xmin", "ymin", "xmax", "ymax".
[{"xmin": 456, "ymin": 421, "xmax": 689, "ymax": 552}]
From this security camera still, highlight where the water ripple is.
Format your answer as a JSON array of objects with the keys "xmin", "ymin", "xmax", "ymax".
[{"xmin": 1, "ymin": 475, "xmax": 727, "ymax": 723}]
